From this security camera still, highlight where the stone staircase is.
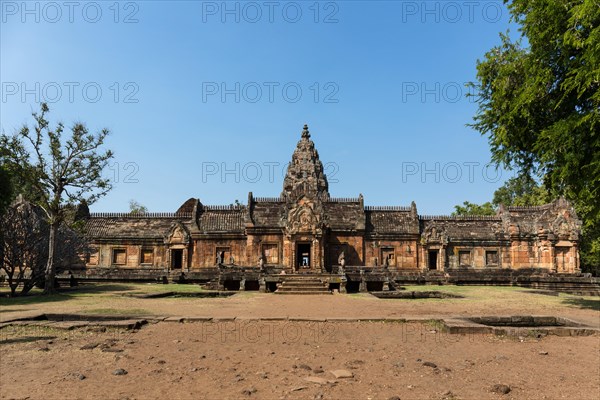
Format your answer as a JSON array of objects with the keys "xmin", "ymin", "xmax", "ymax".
[{"xmin": 275, "ymin": 274, "xmax": 332, "ymax": 295}]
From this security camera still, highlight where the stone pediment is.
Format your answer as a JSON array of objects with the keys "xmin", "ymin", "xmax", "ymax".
[
  {"xmin": 164, "ymin": 222, "xmax": 190, "ymax": 245},
  {"xmin": 285, "ymin": 198, "xmax": 326, "ymax": 235},
  {"xmin": 422, "ymin": 223, "xmax": 448, "ymax": 245},
  {"xmin": 552, "ymin": 214, "xmax": 579, "ymax": 241}
]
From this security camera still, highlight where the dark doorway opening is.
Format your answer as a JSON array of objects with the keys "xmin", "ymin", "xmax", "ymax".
[
  {"xmin": 428, "ymin": 250, "xmax": 438, "ymax": 270},
  {"xmin": 172, "ymin": 249, "xmax": 183, "ymax": 269},
  {"xmin": 267, "ymin": 282, "xmax": 278, "ymax": 292},
  {"xmin": 367, "ymin": 281, "xmax": 384, "ymax": 292},
  {"xmin": 224, "ymin": 280, "xmax": 240, "ymax": 291},
  {"xmin": 244, "ymin": 280, "xmax": 260, "ymax": 291},
  {"xmin": 346, "ymin": 280, "xmax": 360, "ymax": 293},
  {"xmin": 296, "ymin": 243, "xmax": 311, "ymax": 270}
]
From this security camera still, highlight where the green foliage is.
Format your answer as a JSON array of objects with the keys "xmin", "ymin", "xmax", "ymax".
[
  {"xmin": 451, "ymin": 201, "xmax": 496, "ymax": 216},
  {"xmin": 128, "ymin": 199, "xmax": 148, "ymax": 215},
  {"xmin": 0, "ymin": 103, "xmax": 114, "ymax": 293},
  {"xmin": 468, "ymin": 0, "xmax": 599, "ymax": 273},
  {"xmin": 492, "ymin": 174, "xmax": 550, "ymax": 207}
]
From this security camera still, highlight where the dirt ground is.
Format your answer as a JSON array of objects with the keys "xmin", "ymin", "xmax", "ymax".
[
  {"xmin": 1, "ymin": 285, "xmax": 599, "ymax": 399},
  {"xmin": 1, "ymin": 321, "xmax": 599, "ymax": 400}
]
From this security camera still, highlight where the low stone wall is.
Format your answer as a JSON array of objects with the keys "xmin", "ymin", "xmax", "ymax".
[
  {"xmin": 59, "ymin": 267, "xmax": 600, "ymax": 296},
  {"xmin": 391, "ymin": 269, "xmax": 600, "ymax": 296}
]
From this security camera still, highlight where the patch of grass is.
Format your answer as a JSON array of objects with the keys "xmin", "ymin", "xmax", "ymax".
[
  {"xmin": 229, "ymin": 291, "xmax": 258, "ymax": 298},
  {"xmin": 80, "ymin": 308, "xmax": 153, "ymax": 316},
  {"xmin": 0, "ymin": 324, "xmax": 94, "ymax": 344},
  {"xmin": 0, "ymin": 335, "xmax": 58, "ymax": 345},
  {"xmin": 126, "ymin": 283, "xmax": 206, "ymax": 294},
  {"xmin": 403, "ymin": 285, "xmax": 519, "ymax": 293},
  {"xmin": 0, "ymin": 283, "xmax": 147, "ymax": 310},
  {"xmin": 424, "ymin": 319, "xmax": 445, "ymax": 330}
]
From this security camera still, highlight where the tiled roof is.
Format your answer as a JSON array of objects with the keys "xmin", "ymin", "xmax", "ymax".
[
  {"xmin": 366, "ymin": 210, "xmax": 419, "ymax": 234},
  {"xmin": 502, "ymin": 205, "xmax": 555, "ymax": 235},
  {"xmin": 251, "ymin": 201, "xmax": 285, "ymax": 227},
  {"xmin": 198, "ymin": 210, "xmax": 245, "ymax": 233},
  {"xmin": 419, "ymin": 218, "xmax": 501, "ymax": 240},
  {"xmin": 324, "ymin": 202, "xmax": 364, "ymax": 230},
  {"xmin": 85, "ymin": 217, "xmax": 181, "ymax": 239}
]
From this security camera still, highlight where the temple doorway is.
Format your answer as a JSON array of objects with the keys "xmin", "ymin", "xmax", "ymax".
[
  {"xmin": 171, "ymin": 249, "xmax": 183, "ymax": 269},
  {"xmin": 428, "ymin": 250, "xmax": 438, "ymax": 270},
  {"xmin": 296, "ymin": 243, "xmax": 311, "ymax": 271},
  {"xmin": 556, "ymin": 247, "xmax": 569, "ymax": 272}
]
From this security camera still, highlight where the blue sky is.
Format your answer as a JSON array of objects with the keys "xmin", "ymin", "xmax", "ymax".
[{"xmin": 1, "ymin": 1, "xmax": 518, "ymax": 214}]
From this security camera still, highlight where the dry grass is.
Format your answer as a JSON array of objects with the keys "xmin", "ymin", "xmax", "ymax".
[{"xmin": 0, "ymin": 283, "xmax": 597, "ymax": 325}]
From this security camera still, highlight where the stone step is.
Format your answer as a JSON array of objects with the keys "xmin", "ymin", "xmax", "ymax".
[
  {"xmin": 280, "ymin": 282, "xmax": 326, "ymax": 286},
  {"xmin": 282, "ymin": 277, "xmax": 325, "ymax": 280},
  {"xmin": 277, "ymin": 287, "xmax": 329, "ymax": 292},
  {"xmin": 278, "ymin": 282, "xmax": 328, "ymax": 287},
  {"xmin": 274, "ymin": 290, "xmax": 332, "ymax": 295},
  {"xmin": 275, "ymin": 275, "xmax": 332, "ymax": 294}
]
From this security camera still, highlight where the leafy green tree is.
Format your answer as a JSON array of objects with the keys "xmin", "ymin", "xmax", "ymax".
[
  {"xmin": 0, "ymin": 103, "xmax": 113, "ymax": 293},
  {"xmin": 128, "ymin": 199, "xmax": 148, "ymax": 215},
  {"xmin": 492, "ymin": 174, "xmax": 550, "ymax": 207},
  {"xmin": 451, "ymin": 201, "xmax": 496, "ymax": 216},
  {"xmin": 468, "ymin": 0, "xmax": 599, "ymax": 272}
]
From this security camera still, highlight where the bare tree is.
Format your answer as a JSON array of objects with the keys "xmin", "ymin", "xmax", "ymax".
[
  {"xmin": 1, "ymin": 196, "xmax": 89, "ymax": 296},
  {"xmin": 0, "ymin": 103, "xmax": 113, "ymax": 294},
  {"xmin": 0, "ymin": 197, "xmax": 47, "ymax": 296}
]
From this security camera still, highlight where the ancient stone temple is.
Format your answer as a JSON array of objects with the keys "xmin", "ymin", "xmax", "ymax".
[{"xmin": 80, "ymin": 125, "xmax": 582, "ymax": 289}]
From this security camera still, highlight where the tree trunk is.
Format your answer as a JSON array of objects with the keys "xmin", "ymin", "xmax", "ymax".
[
  {"xmin": 9, "ymin": 273, "xmax": 16, "ymax": 297},
  {"xmin": 43, "ymin": 222, "xmax": 58, "ymax": 294}
]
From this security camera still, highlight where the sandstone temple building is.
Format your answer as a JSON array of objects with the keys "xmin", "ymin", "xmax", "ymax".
[{"xmin": 79, "ymin": 125, "xmax": 583, "ymax": 291}]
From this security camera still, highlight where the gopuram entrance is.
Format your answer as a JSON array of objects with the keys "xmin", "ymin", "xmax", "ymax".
[
  {"xmin": 296, "ymin": 242, "xmax": 311, "ymax": 270},
  {"xmin": 281, "ymin": 125, "xmax": 330, "ymax": 274}
]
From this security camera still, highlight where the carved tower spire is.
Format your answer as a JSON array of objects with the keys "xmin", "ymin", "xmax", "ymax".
[{"xmin": 281, "ymin": 124, "xmax": 330, "ymax": 201}]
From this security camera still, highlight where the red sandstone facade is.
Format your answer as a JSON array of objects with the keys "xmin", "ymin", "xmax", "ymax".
[{"xmin": 84, "ymin": 125, "xmax": 582, "ymax": 275}]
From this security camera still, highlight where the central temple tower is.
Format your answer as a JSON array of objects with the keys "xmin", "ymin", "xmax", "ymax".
[
  {"xmin": 281, "ymin": 124, "xmax": 330, "ymax": 201},
  {"xmin": 279, "ymin": 125, "xmax": 330, "ymax": 272}
]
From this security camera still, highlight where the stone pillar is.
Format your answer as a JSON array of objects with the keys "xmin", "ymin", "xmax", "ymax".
[
  {"xmin": 573, "ymin": 242, "xmax": 580, "ymax": 273},
  {"xmin": 382, "ymin": 277, "xmax": 390, "ymax": 291},
  {"xmin": 339, "ymin": 276, "xmax": 347, "ymax": 294},
  {"xmin": 550, "ymin": 243, "xmax": 557, "ymax": 272},
  {"xmin": 216, "ymin": 275, "xmax": 225, "ymax": 291},
  {"xmin": 287, "ymin": 238, "xmax": 295, "ymax": 273},
  {"xmin": 183, "ymin": 248, "xmax": 189, "ymax": 272},
  {"xmin": 439, "ymin": 247, "xmax": 446, "ymax": 271},
  {"xmin": 359, "ymin": 269, "xmax": 367, "ymax": 292},
  {"xmin": 259, "ymin": 277, "xmax": 267, "ymax": 293}
]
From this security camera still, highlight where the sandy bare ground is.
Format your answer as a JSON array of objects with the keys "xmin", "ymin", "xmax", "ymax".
[
  {"xmin": 1, "ymin": 321, "xmax": 599, "ymax": 400},
  {"xmin": 0, "ymin": 285, "xmax": 599, "ymax": 399}
]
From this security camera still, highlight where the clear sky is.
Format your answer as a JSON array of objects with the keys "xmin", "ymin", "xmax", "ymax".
[{"xmin": 1, "ymin": 1, "xmax": 519, "ymax": 214}]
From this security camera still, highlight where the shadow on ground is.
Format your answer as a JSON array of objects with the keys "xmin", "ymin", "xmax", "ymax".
[
  {"xmin": 59, "ymin": 283, "xmax": 138, "ymax": 294},
  {"xmin": 561, "ymin": 297, "xmax": 600, "ymax": 311},
  {"xmin": 0, "ymin": 336, "xmax": 57, "ymax": 345},
  {"xmin": 0, "ymin": 283, "xmax": 137, "ymax": 307}
]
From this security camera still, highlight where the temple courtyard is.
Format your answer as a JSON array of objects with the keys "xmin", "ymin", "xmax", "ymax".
[{"xmin": 1, "ymin": 285, "xmax": 599, "ymax": 399}]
